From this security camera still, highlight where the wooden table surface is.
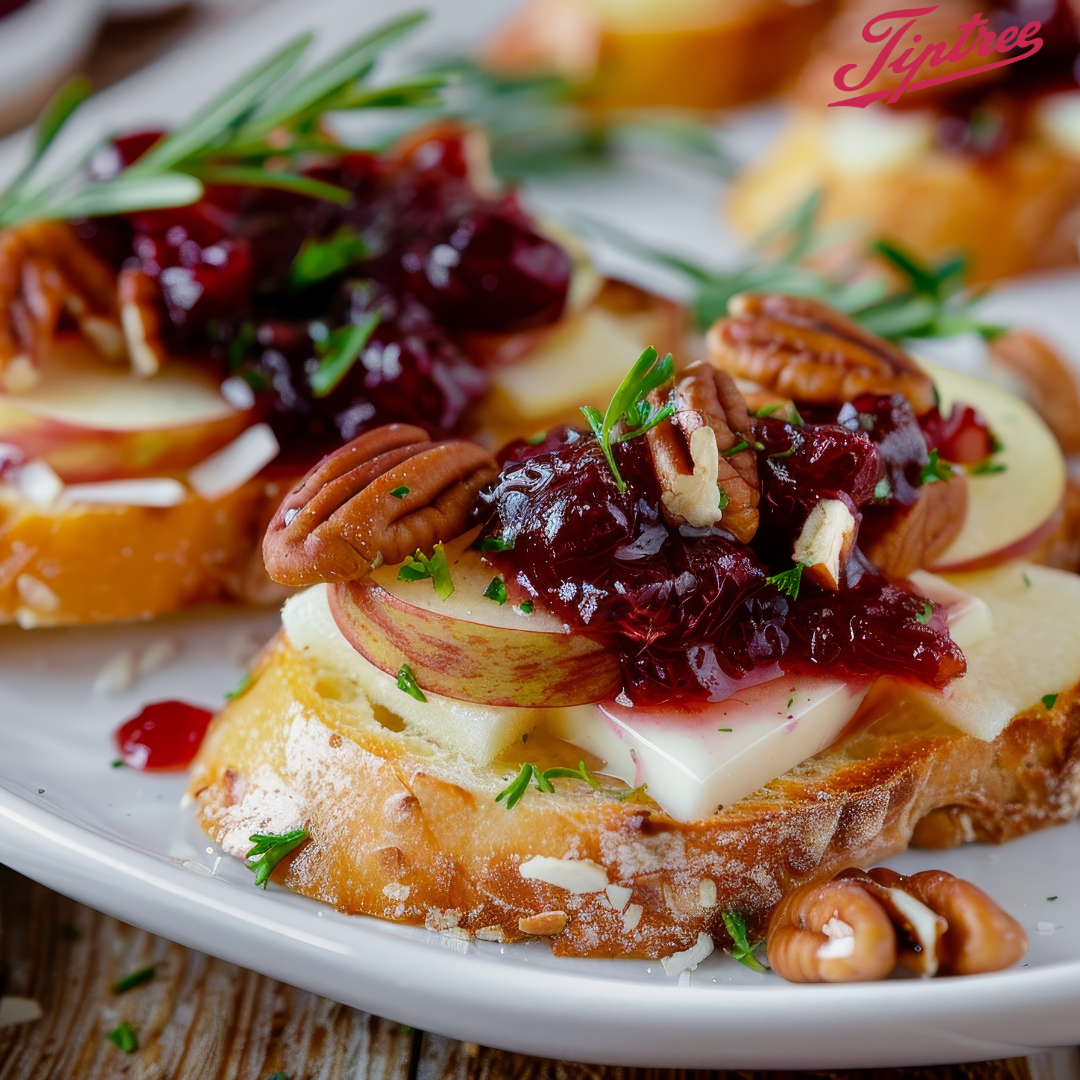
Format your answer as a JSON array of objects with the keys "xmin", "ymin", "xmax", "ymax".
[
  {"xmin": 1, "ymin": 7, "xmax": 1079, "ymax": 1079},
  {"xmin": 0, "ymin": 866, "xmax": 1074, "ymax": 1080}
]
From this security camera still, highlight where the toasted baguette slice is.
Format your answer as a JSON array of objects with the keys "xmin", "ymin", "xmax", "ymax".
[
  {"xmin": 0, "ymin": 474, "xmax": 291, "ymax": 626},
  {"xmin": 189, "ymin": 634, "xmax": 1080, "ymax": 960}
]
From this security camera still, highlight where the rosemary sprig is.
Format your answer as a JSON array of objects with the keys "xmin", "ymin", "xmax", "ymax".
[
  {"xmin": 581, "ymin": 346, "xmax": 674, "ymax": 493},
  {"xmin": 0, "ymin": 12, "xmax": 438, "ymax": 228},
  {"xmin": 496, "ymin": 760, "xmax": 645, "ymax": 809},
  {"xmin": 578, "ymin": 193, "xmax": 1003, "ymax": 343}
]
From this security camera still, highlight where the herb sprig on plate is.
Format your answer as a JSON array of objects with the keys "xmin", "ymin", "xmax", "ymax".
[
  {"xmin": 0, "ymin": 11, "xmax": 440, "ymax": 228},
  {"xmin": 245, "ymin": 828, "xmax": 310, "ymax": 888},
  {"xmin": 496, "ymin": 760, "xmax": 645, "ymax": 809}
]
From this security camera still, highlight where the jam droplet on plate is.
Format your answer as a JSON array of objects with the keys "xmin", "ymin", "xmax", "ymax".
[{"xmin": 114, "ymin": 700, "xmax": 214, "ymax": 771}]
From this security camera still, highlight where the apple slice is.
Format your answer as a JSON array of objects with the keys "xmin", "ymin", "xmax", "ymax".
[
  {"xmin": 329, "ymin": 534, "xmax": 621, "ymax": 708},
  {"xmin": 917, "ymin": 359, "xmax": 1066, "ymax": 572},
  {"xmin": 0, "ymin": 336, "xmax": 253, "ymax": 481}
]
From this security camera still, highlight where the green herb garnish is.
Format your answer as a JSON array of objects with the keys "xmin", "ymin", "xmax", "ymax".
[
  {"xmin": 968, "ymin": 459, "xmax": 1006, "ymax": 476},
  {"xmin": 390, "ymin": 486, "xmax": 409, "ymax": 498},
  {"xmin": 580, "ymin": 346, "xmax": 675, "ymax": 494},
  {"xmin": 916, "ymin": 602, "xmax": 933, "ymax": 624},
  {"xmin": 496, "ymin": 761, "xmax": 644, "ymax": 809},
  {"xmin": 717, "ymin": 727, "xmax": 732, "ymax": 732},
  {"xmin": 483, "ymin": 577, "xmax": 508, "ymax": 604},
  {"xmin": 245, "ymin": 828, "xmax": 310, "ymax": 888},
  {"xmin": 787, "ymin": 697, "xmax": 794, "ymax": 708},
  {"xmin": 1023, "ymin": 572, "xmax": 1033, "ymax": 588},
  {"xmin": 873, "ymin": 477, "xmax": 892, "ymax": 500},
  {"xmin": 396, "ymin": 663, "xmax": 427, "ymax": 702},
  {"xmin": 308, "ymin": 310, "xmax": 380, "ymax": 398},
  {"xmin": 478, "ymin": 535, "xmax": 514, "ymax": 551},
  {"xmin": 1049, "ymin": 896, "xmax": 1059, "ymax": 901},
  {"xmin": 519, "ymin": 600, "xmax": 534, "ymax": 614},
  {"xmin": 106, "ymin": 1020, "xmax": 139, "ymax": 1054},
  {"xmin": 721, "ymin": 911, "xmax": 767, "ymax": 973},
  {"xmin": 110, "ymin": 759, "xmax": 126, "ymax": 769},
  {"xmin": 766, "ymin": 563, "xmax": 804, "ymax": 601},
  {"xmin": 225, "ymin": 671, "xmax": 252, "ymax": 701},
  {"xmin": 1043, "ymin": 693, "xmax": 1059, "ymax": 710},
  {"xmin": 753, "ymin": 403, "xmax": 783, "ymax": 419},
  {"xmin": 920, "ymin": 449, "xmax": 954, "ymax": 485},
  {"xmin": 723, "ymin": 441, "xmax": 749, "ymax": 457},
  {"xmin": 717, "ymin": 490, "xmax": 729, "ymax": 511},
  {"xmin": 112, "ymin": 966, "xmax": 156, "ymax": 995},
  {"xmin": 0, "ymin": 13, "xmax": 436, "ymax": 228},
  {"xmin": 397, "ymin": 543, "xmax": 453, "ymax": 600},
  {"xmin": 289, "ymin": 225, "xmax": 367, "ymax": 288},
  {"xmin": 525, "ymin": 430, "xmax": 549, "ymax": 445}
]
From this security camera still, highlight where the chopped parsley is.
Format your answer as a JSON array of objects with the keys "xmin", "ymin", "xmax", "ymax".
[
  {"xmin": 1049, "ymin": 896, "xmax": 1059, "ymax": 901},
  {"xmin": 920, "ymin": 449, "xmax": 954, "ymax": 484},
  {"xmin": 723, "ymin": 441, "xmax": 749, "ymax": 457},
  {"xmin": 307, "ymin": 309, "xmax": 380, "ymax": 398},
  {"xmin": 525, "ymin": 430, "xmax": 548, "ymax": 445},
  {"xmin": 788, "ymin": 405, "xmax": 804, "ymax": 427},
  {"xmin": 289, "ymin": 224, "xmax": 367, "ymax": 287},
  {"xmin": 106, "ymin": 1020, "xmax": 138, "ymax": 1053},
  {"xmin": 245, "ymin": 828, "xmax": 310, "ymax": 888},
  {"xmin": 112, "ymin": 965, "xmax": 156, "ymax": 995},
  {"xmin": 224, "ymin": 671, "xmax": 252, "ymax": 701},
  {"xmin": 717, "ymin": 727, "xmax": 732, "ymax": 732},
  {"xmin": 915, "ymin": 601, "xmax": 933, "ymax": 624},
  {"xmin": 580, "ymin": 346, "xmax": 675, "ymax": 494},
  {"xmin": 753, "ymin": 403, "xmax": 783, "ymax": 418},
  {"xmin": 390, "ymin": 485, "xmax": 409, "ymax": 498},
  {"xmin": 1043, "ymin": 693, "xmax": 1059, "ymax": 710},
  {"xmin": 396, "ymin": 663, "xmax": 427, "ymax": 702},
  {"xmin": 721, "ymin": 911, "xmax": 767, "ymax": 973},
  {"xmin": 496, "ymin": 761, "xmax": 644, "ymax": 809},
  {"xmin": 717, "ymin": 490, "xmax": 729, "ymax": 511},
  {"xmin": 478, "ymin": 535, "xmax": 514, "ymax": 551},
  {"xmin": 787, "ymin": 697, "xmax": 794, "ymax": 708},
  {"xmin": 483, "ymin": 577, "xmax": 508, "ymax": 604},
  {"xmin": 397, "ymin": 542, "xmax": 453, "ymax": 600},
  {"xmin": 519, "ymin": 600, "xmax": 534, "ymax": 614},
  {"xmin": 1023, "ymin": 572, "xmax": 1033, "ymax": 588},
  {"xmin": 766, "ymin": 562, "xmax": 804, "ymax": 601},
  {"xmin": 110, "ymin": 759, "xmax": 126, "ymax": 769}
]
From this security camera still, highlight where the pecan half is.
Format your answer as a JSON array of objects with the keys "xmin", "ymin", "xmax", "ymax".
[
  {"xmin": 767, "ymin": 866, "xmax": 1027, "ymax": 983},
  {"xmin": 644, "ymin": 360, "xmax": 760, "ymax": 542},
  {"xmin": 0, "ymin": 221, "xmax": 123, "ymax": 389},
  {"xmin": 861, "ymin": 473, "xmax": 968, "ymax": 577},
  {"xmin": 707, "ymin": 293, "xmax": 937, "ymax": 415},
  {"xmin": 263, "ymin": 424, "xmax": 499, "ymax": 586}
]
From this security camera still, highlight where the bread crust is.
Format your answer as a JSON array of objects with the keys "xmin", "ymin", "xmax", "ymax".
[
  {"xmin": 189, "ymin": 635, "xmax": 1080, "ymax": 959},
  {"xmin": 0, "ymin": 473, "xmax": 292, "ymax": 626}
]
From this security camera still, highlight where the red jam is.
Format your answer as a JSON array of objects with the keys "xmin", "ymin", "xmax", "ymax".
[
  {"xmin": 74, "ymin": 127, "xmax": 572, "ymax": 456},
  {"xmin": 479, "ymin": 421, "xmax": 965, "ymax": 706},
  {"xmin": 114, "ymin": 700, "xmax": 214, "ymax": 771}
]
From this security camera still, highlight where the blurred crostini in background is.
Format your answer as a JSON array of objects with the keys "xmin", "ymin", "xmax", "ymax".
[
  {"xmin": 481, "ymin": 0, "xmax": 839, "ymax": 110},
  {"xmin": 729, "ymin": 0, "xmax": 1080, "ymax": 282}
]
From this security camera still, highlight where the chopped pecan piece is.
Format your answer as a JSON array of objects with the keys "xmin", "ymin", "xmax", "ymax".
[
  {"xmin": 118, "ymin": 267, "xmax": 167, "ymax": 377},
  {"xmin": 861, "ymin": 473, "xmax": 968, "ymax": 577},
  {"xmin": 263, "ymin": 424, "xmax": 499, "ymax": 586},
  {"xmin": 0, "ymin": 221, "xmax": 123, "ymax": 389},
  {"xmin": 644, "ymin": 360, "xmax": 760, "ymax": 542},
  {"xmin": 793, "ymin": 497, "xmax": 857, "ymax": 590},
  {"xmin": 707, "ymin": 293, "xmax": 937, "ymax": 415}
]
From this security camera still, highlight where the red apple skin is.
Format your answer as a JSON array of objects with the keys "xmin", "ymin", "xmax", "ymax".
[
  {"xmin": 929, "ymin": 499, "xmax": 1064, "ymax": 573},
  {"xmin": 330, "ymin": 578, "xmax": 622, "ymax": 708},
  {"xmin": 0, "ymin": 399, "xmax": 255, "ymax": 482}
]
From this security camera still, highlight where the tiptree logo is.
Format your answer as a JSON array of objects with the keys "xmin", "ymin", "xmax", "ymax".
[{"xmin": 830, "ymin": 4, "xmax": 1044, "ymax": 107}]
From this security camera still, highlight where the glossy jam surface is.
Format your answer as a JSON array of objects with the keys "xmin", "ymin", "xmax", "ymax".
[
  {"xmin": 114, "ymin": 700, "xmax": 215, "ymax": 771},
  {"xmin": 77, "ymin": 129, "xmax": 571, "ymax": 454},
  {"xmin": 480, "ymin": 423, "xmax": 965, "ymax": 705}
]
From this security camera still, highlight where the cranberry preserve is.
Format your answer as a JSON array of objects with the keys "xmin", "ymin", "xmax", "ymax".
[
  {"xmin": 74, "ymin": 126, "xmax": 572, "ymax": 458},
  {"xmin": 478, "ymin": 412, "xmax": 966, "ymax": 706},
  {"xmin": 114, "ymin": 700, "xmax": 215, "ymax": 771}
]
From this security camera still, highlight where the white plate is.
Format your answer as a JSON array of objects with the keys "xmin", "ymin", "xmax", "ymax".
[{"xmin": 4, "ymin": 0, "xmax": 1080, "ymax": 1067}]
